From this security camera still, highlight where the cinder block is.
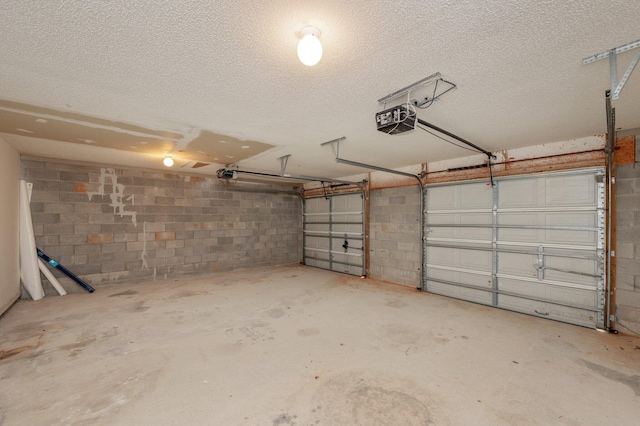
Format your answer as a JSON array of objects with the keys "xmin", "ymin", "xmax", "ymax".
[
  {"xmin": 100, "ymin": 222, "xmax": 140, "ymax": 234},
  {"xmin": 36, "ymin": 235, "xmax": 60, "ymax": 246},
  {"xmin": 616, "ymin": 242, "xmax": 635, "ymax": 259},
  {"xmin": 101, "ymin": 260, "xmax": 125, "ymax": 273},
  {"xmin": 153, "ymin": 178, "xmax": 177, "ymax": 188},
  {"xmin": 72, "ymin": 202, "xmax": 103, "ymax": 213},
  {"xmin": 184, "ymin": 255, "xmax": 203, "ymax": 264},
  {"xmin": 126, "ymin": 241, "xmax": 145, "ymax": 251},
  {"xmin": 46, "ymin": 162, "xmax": 96, "ymax": 173},
  {"xmin": 406, "ymin": 251, "xmax": 420, "ymax": 262},
  {"xmin": 29, "ymin": 202, "xmax": 44, "ymax": 213},
  {"xmin": 155, "ymin": 248, "xmax": 176, "ymax": 258},
  {"xmin": 616, "ymin": 227, "xmax": 640, "ymax": 243},
  {"xmin": 69, "ymin": 263, "xmax": 102, "ymax": 275},
  {"xmin": 396, "ymin": 232, "xmax": 420, "ymax": 244},
  {"xmin": 102, "ymin": 243, "xmax": 126, "ymax": 254},
  {"xmin": 113, "ymin": 250, "xmax": 144, "ymax": 263},
  {"xmin": 616, "ymin": 163, "xmax": 639, "ymax": 180},
  {"xmin": 616, "ymin": 306, "xmax": 640, "ymax": 327},
  {"xmin": 616, "ymin": 273, "xmax": 635, "ymax": 291},
  {"xmin": 30, "ymin": 191, "xmax": 60, "ymax": 203},
  {"xmin": 90, "ymin": 214, "xmax": 115, "ymax": 224},
  {"xmin": 616, "ymin": 288, "xmax": 640, "ymax": 307},
  {"xmin": 616, "ymin": 179, "xmax": 635, "ymax": 195},
  {"xmin": 617, "ymin": 194, "xmax": 640, "ymax": 212},
  {"xmin": 166, "ymin": 240, "xmax": 185, "ymax": 249},
  {"xmin": 59, "ymin": 213, "xmax": 89, "ymax": 224},
  {"xmin": 28, "ymin": 169, "xmax": 60, "ymax": 180},
  {"xmin": 175, "ymin": 263, "xmax": 197, "ymax": 275},
  {"xmin": 143, "ymin": 222, "xmax": 165, "ymax": 232},
  {"xmin": 398, "ymin": 242, "xmax": 417, "ymax": 252},
  {"xmin": 45, "ymin": 223, "xmax": 75, "ymax": 235},
  {"xmin": 60, "ymin": 171, "xmax": 89, "ymax": 182},
  {"xmin": 403, "ymin": 213, "xmax": 421, "ymax": 223},
  {"xmin": 88, "ymin": 233, "xmax": 114, "ymax": 244},
  {"xmin": 155, "ymin": 231, "xmax": 176, "ymax": 240},
  {"xmin": 133, "ymin": 177, "xmax": 156, "ymax": 187},
  {"xmin": 32, "ymin": 213, "xmax": 60, "ymax": 224},
  {"xmin": 114, "ymin": 232, "xmax": 138, "ymax": 243},
  {"xmin": 75, "ymin": 244, "xmax": 102, "ymax": 255},
  {"xmin": 52, "ymin": 181, "xmax": 78, "ymax": 193},
  {"xmin": 43, "ymin": 203, "xmax": 74, "ymax": 214},
  {"xmin": 60, "ymin": 234, "xmax": 87, "ymax": 245},
  {"xmin": 44, "ymin": 245, "xmax": 74, "ymax": 258},
  {"xmin": 167, "ymin": 255, "xmax": 184, "ymax": 267}
]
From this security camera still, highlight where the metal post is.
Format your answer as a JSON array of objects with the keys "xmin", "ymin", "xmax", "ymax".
[
  {"xmin": 605, "ymin": 90, "xmax": 617, "ymax": 333},
  {"xmin": 491, "ymin": 184, "xmax": 499, "ymax": 306}
]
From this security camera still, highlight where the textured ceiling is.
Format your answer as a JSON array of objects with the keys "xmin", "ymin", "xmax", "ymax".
[{"xmin": 0, "ymin": 1, "xmax": 639, "ymax": 178}]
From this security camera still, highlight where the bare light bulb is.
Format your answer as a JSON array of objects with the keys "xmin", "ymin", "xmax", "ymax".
[
  {"xmin": 297, "ymin": 27, "xmax": 322, "ymax": 66},
  {"xmin": 163, "ymin": 157, "xmax": 174, "ymax": 167}
]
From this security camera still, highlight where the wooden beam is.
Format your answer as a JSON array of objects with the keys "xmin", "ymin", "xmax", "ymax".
[
  {"xmin": 424, "ymin": 150, "xmax": 605, "ymax": 185},
  {"xmin": 614, "ymin": 135, "xmax": 635, "ymax": 164}
]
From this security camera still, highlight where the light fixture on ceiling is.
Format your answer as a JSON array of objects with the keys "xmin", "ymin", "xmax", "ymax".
[
  {"xmin": 297, "ymin": 26, "xmax": 322, "ymax": 66},
  {"xmin": 163, "ymin": 156, "xmax": 174, "ymax": 167}
]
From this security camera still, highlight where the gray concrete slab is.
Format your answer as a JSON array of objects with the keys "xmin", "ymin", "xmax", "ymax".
[{"xmin": 1, "ymin": 265, "xmax": 639, "ymax": 425}]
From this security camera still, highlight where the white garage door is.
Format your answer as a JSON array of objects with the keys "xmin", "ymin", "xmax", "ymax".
[
  {"xmin": 303, "ymin": 193, "xmax": 365, "ymax": 276},
  {"xmin": 424, "ymin": 168, "xmax": 606, "ymax": 328}
]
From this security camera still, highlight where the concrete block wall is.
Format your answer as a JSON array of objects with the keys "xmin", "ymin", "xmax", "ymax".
[
  {"xmin": 22, "ymin": 159, "xmax": 302, "ymax": 291},
  {"xmin": 616, "ymin": 141, "xmax": 640, "ymax": 334},
  {"xmin": 369, "ymin": 186, "xmax": 422, "ymax": 287}
]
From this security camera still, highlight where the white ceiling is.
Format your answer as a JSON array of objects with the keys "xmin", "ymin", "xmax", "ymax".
[{"xmin": 1, "ymin": 1, "xmax": 639, "ymax": 179}]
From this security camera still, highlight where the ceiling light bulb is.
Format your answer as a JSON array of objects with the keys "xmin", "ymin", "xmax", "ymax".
[
  {"xmin": 163, "ymin": 157, "xmax": 174, "ymax": 167},
  {"xmin": 297, "ymin": 27, "xmax": 322, "ymax": 66}
]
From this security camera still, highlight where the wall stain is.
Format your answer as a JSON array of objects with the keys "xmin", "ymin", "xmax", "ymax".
[{"xmin": 87, "ymin": 168, "xmax": 137, "ymax": 226}]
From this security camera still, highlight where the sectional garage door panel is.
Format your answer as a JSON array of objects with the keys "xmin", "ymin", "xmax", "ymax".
[
  {"xmin": 424, "ymin": 169, "xmax": 606, "ymax": 328},
  {"xmin": 303, "ymin": 197, "xmax": 331, "ymax": 270},
  {"xmin": 303, "ymin": 193, "xmax": 365, "ymax": 276}
]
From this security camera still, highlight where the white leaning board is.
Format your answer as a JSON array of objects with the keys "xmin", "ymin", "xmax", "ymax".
[{"xmin": 19, "ymin": 180, "xmax": 44, "ymax": 300}]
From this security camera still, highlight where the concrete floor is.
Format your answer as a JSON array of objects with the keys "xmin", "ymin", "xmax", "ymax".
[{"xmin": 1, "ymin": 265, "xmax": 639, "ymax": 426}]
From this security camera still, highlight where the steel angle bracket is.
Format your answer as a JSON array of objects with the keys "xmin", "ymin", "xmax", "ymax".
[
  {"xmin": 377, "ymin": 72, "xmax": 442, "ymax": 105},
  {"xmin": 321, "ymin": 136, "xmax": 421, "ymax": 180},
  {"xmin": 277, "ymin": 153, "xmax": 365, "ymax": 187},
  {"xmin": 583, "ymin": 39, "xmax": 640, "ymax": 100},
  {"xmin": 320, "ymin": 137, "xmax": 346, "ymax": 161},
  {"xmin": 277, "ymin": 154, "xmax": 291, "ymax": 176}
]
